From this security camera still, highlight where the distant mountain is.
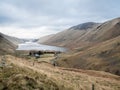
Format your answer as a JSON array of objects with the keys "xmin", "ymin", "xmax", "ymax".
[
  {"xmin": 37, "ymin": 34, "xmax": 54, "ymax": 43},
  {"xmin": 69, "ymin": 22, "xmax": 100, "ymax": 30},
  {"xmin": 37, "ymin": 22, "xmax": 100, "ymax": 48},
  {"xmin": 38, "ymin": 17, "xmax": 120, "ymax": 75},
  {"xmin": 0, "ymin": 33, "xmax": 24, "ymax": 45},
  {"xmin": 0, "ymin": 33, "xmax": 24, "ymax": 55},
  {"xmin": 38, "ymin": 17, "xmax": 120, "ymax": 49}
]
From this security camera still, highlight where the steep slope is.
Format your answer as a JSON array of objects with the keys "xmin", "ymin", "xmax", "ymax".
[
  {"xmin": 39, "ymin": 17, "xmax": 120, "ymax": 49},
  {"xmin": 0, "ymin": 33, "xmax": 16, "ymax": 55},
  {"xmin": 69, "ymin": 22, "xmax": 99, "ymax": 30},
  {"xmin": 0, "ymin": 32, "xmax": 24, "ymax": 45},
  {"xmin": 38, "ymin": 17, "xmax": 120, "ymax": 75},
  {"xmin": 38, "ymin": 34, "xmax": 54, "ymax": 43},
  {"xmin": 39, "ymin": 22, "xmax": 99, "ymax": 48},
  {"xmin": 0, "ymin": 55, "xmax": 120, "ymax": 90},
  {"xmin": 0, "ymin": 33, "xmax": 24, "ymax": 55},
  {"xmin": 57, "ymin": 35, "xmax": 120, "ymax": 75},
  {"xmin": 79, "ymin": 17, "xmax": 120, "ymax": 42}
]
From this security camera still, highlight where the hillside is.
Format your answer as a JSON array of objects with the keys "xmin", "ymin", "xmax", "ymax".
[
  {"xmin": 39, "ymin": 18, "xmax": 120, "ymax": 49},
  {"xmin": 57, "ymin": 35, "xmax": 120, "ymax": 75},
  {"xmin": 69, "ymin": 22, "xmax": 100, "ymax": 30},
  {"xmin": 0, "ymin": 33, "xmax": 24, "ymax": 55},
  {"xmin": 38, "ymin": 22, "xmax": 100, "ymax": 48},
  {"xmin": 38, "ymin": 34, "xmax": 54, "ymax": 43},
  {"xmin": 38, "ymin": 17, "xmax": 120, "ymax": 76},
  {"xmin": 0, "ymin": 55, "xmax": 120, "ymax": 90},
  {"xmin": 0, "ymin": 33, "xmax": 24, "ymax": 45}
]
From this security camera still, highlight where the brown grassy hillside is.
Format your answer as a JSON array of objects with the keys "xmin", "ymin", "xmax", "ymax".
[
  {"xmin": 1, "ymin": 33, "xmax": 24, "ymax": 45},
  {"xmin": 38, "ymin": 17, "xmax": 120, "ymax": 76},
  {"xmin": 0, "ymin": 55, "xmax": 120, "ymax": 90},
  {"xmin": 0, "ymin": 32, "xmax": 24, "ymax": 55},
  {"xmin": 38, "ymin": 34, "xmax": 54, "ymax": 43},
  {"xmin": 57, "ymin": 35, "xmax": 120, "ymax": 75},
  {"xmin": 0, "ymin": 33, "xmax": 16, "ymax": 55},
  {"xmin": 38, "ymin": 22, "xmax": 100, "ymax": 48},
  {"xmin": 39, "ymin": 17, "xmax": 120, "ymax": 49}
]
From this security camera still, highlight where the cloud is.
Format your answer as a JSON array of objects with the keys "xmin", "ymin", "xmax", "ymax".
[
  {"xmin": 0, "ymin": 0, "xmax": 120, "ymax": 38},
  {"xmin": 0, "ymin": 26, "xmax": 60, "ymax": 39}
]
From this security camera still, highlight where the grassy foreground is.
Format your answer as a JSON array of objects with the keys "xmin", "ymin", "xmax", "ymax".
[{"xmin": 0, "ymin": 55, "xmax": 120, "ymax": 90}]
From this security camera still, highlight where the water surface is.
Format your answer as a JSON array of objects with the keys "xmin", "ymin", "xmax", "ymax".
[{"xmin": 16, "ymin": 42, "xmax": 67, "ymax": 52}]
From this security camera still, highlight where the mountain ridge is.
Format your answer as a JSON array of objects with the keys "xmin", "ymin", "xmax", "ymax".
[
  {"xmin": 68, "ymin": 22, "xmax": 100, "ymax": 30},
  {"xmin": 0, "ymin": 32, "xmax": 24, "ymax": 55},
  {"xmin": 38, "ymin": 17, "xmax": 120, "ymax": 49},
  {"xmin": 37, "ymin": 17, "xmax": 120, "ymax": 75}
]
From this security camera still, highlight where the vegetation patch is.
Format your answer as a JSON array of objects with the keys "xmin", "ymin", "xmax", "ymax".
[{"xmin": 0, "ymin": 64, "xmax": 67, "ymax": 90}]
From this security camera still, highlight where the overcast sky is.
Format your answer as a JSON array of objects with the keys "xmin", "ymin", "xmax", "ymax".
[{"xmin": 0, "ymin": 0, "xmax": 120, "ymax": 39}]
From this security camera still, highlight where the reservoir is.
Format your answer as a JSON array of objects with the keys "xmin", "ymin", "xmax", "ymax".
[{"xmin": 16, "ymin": 42, "xmax": 67, "ymax": 52}]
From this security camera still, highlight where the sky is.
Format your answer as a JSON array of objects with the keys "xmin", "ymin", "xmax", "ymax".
[{"xmin": 0, "ymin": 0, "xmax": 120, "ymax": 39}]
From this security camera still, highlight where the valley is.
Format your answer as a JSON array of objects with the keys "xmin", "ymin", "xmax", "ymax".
[
  {"xmin": 0, "ymin": 17, "xmax": 120, "ymax": 90},
  {"xmin": 38, "ymin": 17, "xmax": 120, "ymax": 76}
]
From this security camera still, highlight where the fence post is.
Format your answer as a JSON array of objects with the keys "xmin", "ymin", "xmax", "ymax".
[{"xmin": 92, "ymin": 84, "xmax": 95, "ymax": 90}]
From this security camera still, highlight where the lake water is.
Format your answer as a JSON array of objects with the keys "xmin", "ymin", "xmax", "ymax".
[{"xmin": 16, "ymin": 42, "xmax": 67, "ymax": 52}]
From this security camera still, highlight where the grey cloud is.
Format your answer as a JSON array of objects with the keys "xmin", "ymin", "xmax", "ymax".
[
  {"xmin": 0, "ymin": 0, "xmax": 120, "ymax": 28},
  {"xmin": 0, "ymin": 0, "xmax": 120, "ymax": 38}
]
